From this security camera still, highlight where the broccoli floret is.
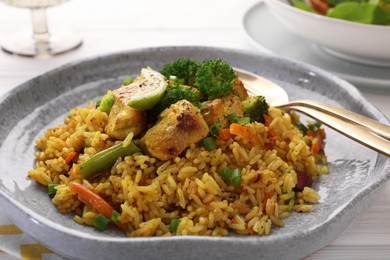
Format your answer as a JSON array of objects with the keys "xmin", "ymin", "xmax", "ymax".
[
  {"xmin": 151, "ymin": 82, "xmax": 201, "ymax": 116},
  {"xmin": 160, "ymin": 58, "xmax": 199, "ymax": 86},
  {"xmin": 242, "ymin": 96, "xmax": 269, "ymax": 123},
  {"xmin": 195, "ymin": 59, "xmax": 236, "ymax": 100},
  {"xmin": 160, "ymin": 58, "xmax": 237, "ymax": 101}
]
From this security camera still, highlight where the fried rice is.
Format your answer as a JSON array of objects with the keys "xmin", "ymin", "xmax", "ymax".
[{"xmin": 28, "ymin": 101, "xmax": 328, "ymax": 237}]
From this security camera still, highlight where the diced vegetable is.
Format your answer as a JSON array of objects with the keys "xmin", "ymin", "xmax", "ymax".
[
  {"xmin": 296, "ymin": 122, "xmax": 309, "ymax": 135},
  {"xmin": 169, "ymin": 218, "xmax": 181, "ymax": 232},
  {"xmin": 111, "ymin": 210, "xmax": 120, "ymax": 222},
  {"xmin": 263, "ymin": 114, "xmax": 278, "ymax": 141},
  {"xmin": 228, "ymin": 113, "xmax": 250, "ymax": 125},
  {"xmin": 308, "ymin": 122, "xmax": 322, "ymax": 133},
  {"xmin": 220, "ymin": 166, "xmax": 242, "ymax": 187},
  {"xmin": 69, "ymin": 182, "xmax": 125, "ymax": 230},
  {"xmin": 48, "ymin": 183, "xmax": 59, "ymax": 197},
  {"xmin": 231, "ymin": 168, "xmax": 242, "ymax": 186},
  {"xmin": 218, "ymin": 128, "xmax": 233, "ymax": 140},
  {"xmin": 69, "ymin": 182, "xmax": 116, "ymax": 219},
  {"xmin": 93, "ymin": 214, "xmax": 111, "ymax": 231},
  {"xmin": 77, "ymin": 140, "xmax": 141, "ymax": 179},
  {"xmin": 229, "ymin": 123, "xmax": 260, "ymax": 146},
  {"xmin": 237, "ymin": 117, "xmax": 250, "ymax": 125},
  {"xmin": 65, "ymin": 151, "xmax": 77, "ymax": 165},
  {"xmin": 220, "ymin": 166, "xmax": 233, "ymax": 181},
  {"xmin": 295, "ymin": 121, "xmax": 322, "ymax": 136},
  {"xmin": 307, "ymin": 128, "xmax": 325, "ymax": 154},
  {"xmin": 209, "ymin": 123, "xmax": 222, "ymax": 138},
  {"xmin": 295, "ymin": 121, "xmax": 325, "ymax": 154},
  {"xmin": 228, "ymin": 113, "xmax": 239, "ymax": 124},
  {"xmin": 263, "ymin": 114, "xmax": 272, "ymax": 127},
  {"xmin": 201, "ymin": 136, "xmax": 217, "ymax": 151}
]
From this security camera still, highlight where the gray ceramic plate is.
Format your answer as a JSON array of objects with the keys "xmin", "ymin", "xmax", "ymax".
[{"xmin": 0, "ymin": 46, "xmax": 389, "ymax": 260}]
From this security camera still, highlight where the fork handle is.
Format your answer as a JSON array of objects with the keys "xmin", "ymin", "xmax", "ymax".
[
  {"xmin": 280, "ymin": 99, "xmax": 390, "ymax": 140},
  {"xmin": 284, "ymin": 105, "xmax": 390, "ymax": 157}
]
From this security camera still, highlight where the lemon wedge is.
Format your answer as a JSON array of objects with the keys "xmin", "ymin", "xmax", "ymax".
[{"xmin": 114, "ymin": 68, "xmax": 168, "ymax": 111}]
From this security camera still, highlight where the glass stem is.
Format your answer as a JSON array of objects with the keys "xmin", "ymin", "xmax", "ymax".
[{"xmin": 31, "ymin": 8, "xmax": 50, "ymax": 43}]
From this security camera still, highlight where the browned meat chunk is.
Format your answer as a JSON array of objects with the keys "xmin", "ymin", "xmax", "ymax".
[
  {"xmin": 105, "ymin": 93, "xmax": 146, "ymax": 140},
  {"xmin": 202, "ymin": 94, "xmax": 244, "ymax": 128},
  {"xmin": 232, "ymin": 78, "xmax": 249, "ymax": 101},
  {"xmin": 105, "ymin": 68, "xmax": 167, "ymax": 140},
  {"xmin": 140, "ymin": 100, "xmax": 209, "ymax": 161}
]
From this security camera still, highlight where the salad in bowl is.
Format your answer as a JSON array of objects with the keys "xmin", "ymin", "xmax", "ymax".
[
  {"xmin": 263, "ymin": 0, "xmax": 390, "ymax": 66},
  {"xmin": 291, "ymin": 0, "xmax": 390, "ymax": 25}
]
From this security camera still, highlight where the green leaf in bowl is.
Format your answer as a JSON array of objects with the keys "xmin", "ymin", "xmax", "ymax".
[
  {"xmin": 293, "ymin": 0, "xmax": 318, "ymax": 12},
  {"xmin": 327, "ymin": 3, "xmax": 375, "ymax": 24}
]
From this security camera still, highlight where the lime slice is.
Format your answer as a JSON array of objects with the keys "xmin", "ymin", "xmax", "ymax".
[{"xmin": 114, "ymin": 68, "xmax": 168, "ymax": 111}]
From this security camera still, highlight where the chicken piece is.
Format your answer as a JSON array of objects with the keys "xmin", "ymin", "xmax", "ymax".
[
  {"xmin": 105, "ymin": 68, "xmax": 167, "ymax": 140},
  {"xmin": 232, "ymin": 78, "xmax": 249, "ymax": 101},
  {"xmin": 202, "ymin": 94, "xmax": 244, "ymax": 128},
  {"xmin": 202, "ymin": 98, "xmax": 224, "ymax": 126},
  {"xmin": 140, "ymin": 100, "xmax": 209, "ymax": 161},
  {"xmin": 105, "ymin": 93, "xmax": 146, "ymax": 140}
]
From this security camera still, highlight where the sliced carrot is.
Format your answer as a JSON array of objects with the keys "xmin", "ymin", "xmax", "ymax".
[
  {"xmin": 263, "ymin": 114, "xmax": 278, "ymax": 141},
  {"xmin": 69, "ymin": 181, "xmax": 115, "ymax": 219},
  {"xmin": 263, "ymin": 114, "xmax": 271, "ymax": 127},
  {"xmin": 229, "ymin": 123, "xmax": 245, "ymax": 136},
  {"xmin": 69, "ymin": 181, "xmax": 126, "ymax": 230},
  {"xmin": 218, "ymin": 128, "xmax": 233, "ymax": 140},
  {"xmin": 229, "ymin": 123, "xmax": 260, "ymax": 146},
  {"xmin": 269, "ymin": 129, "xmax": 278, "ymax": 141},
  {"xmin": 307, "ymin": 128, "xmax": 325, "ymax": 154},
  {"xmin": 65, "ymin": 151, "xmax": 78, "ymax": 164},
  {"xmin": 306, "ymin": 130, "xmax": 315, "ymax": 137}
]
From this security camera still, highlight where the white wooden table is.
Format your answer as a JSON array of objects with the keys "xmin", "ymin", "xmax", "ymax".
[{"xmin": 0, "ymin": 0, "xmax": 389, "ymax": 259}]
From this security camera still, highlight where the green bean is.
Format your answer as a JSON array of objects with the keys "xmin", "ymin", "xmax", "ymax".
[{"xmin": 77, "ymin": 141, "xmax": 140, "ymax": 179}]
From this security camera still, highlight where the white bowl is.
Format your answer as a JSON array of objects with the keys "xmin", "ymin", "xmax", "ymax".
[{"xmin": 263, "ymin": 0, "xmax": 390, "ymax": 67}]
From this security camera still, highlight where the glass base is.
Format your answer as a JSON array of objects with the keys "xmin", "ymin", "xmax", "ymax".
[{"xmin": 1, "ymin": 30, "xmax": 82, "ymax": 58}]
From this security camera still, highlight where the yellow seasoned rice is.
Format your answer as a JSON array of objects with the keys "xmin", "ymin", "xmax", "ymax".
[{"xmin": 28, "ymin": 102, "xmax": 328, "ymax": 237}]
